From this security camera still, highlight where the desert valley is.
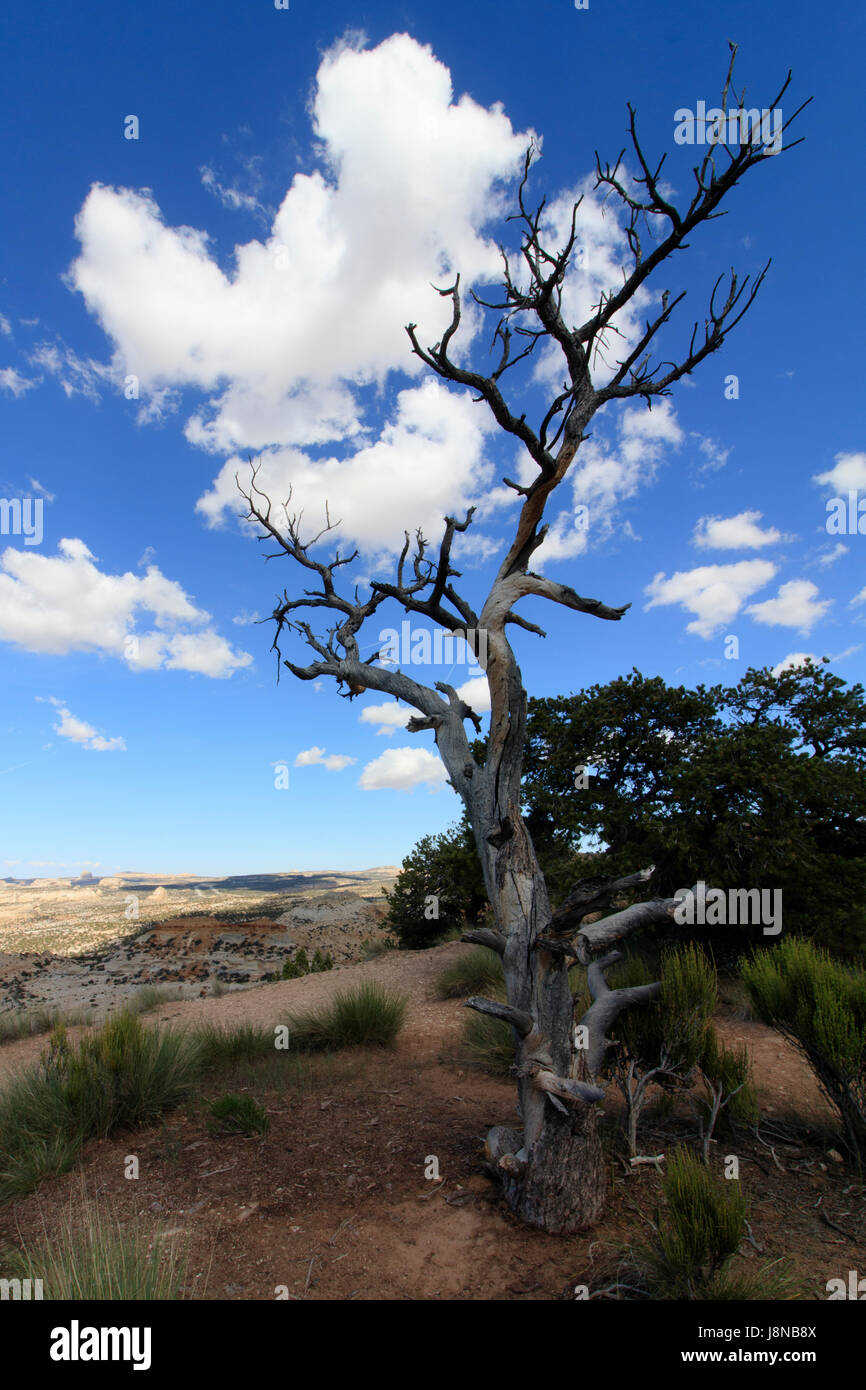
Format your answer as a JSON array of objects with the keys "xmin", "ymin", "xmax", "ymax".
[{"xmin": 0, "ymin": 869, "xmax": 398, "ymax": 1020}]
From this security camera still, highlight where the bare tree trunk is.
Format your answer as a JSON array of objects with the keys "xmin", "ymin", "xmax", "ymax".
[{"xmin": 470, "ymin": 807, "xmax": 608, "ymax": 1231}]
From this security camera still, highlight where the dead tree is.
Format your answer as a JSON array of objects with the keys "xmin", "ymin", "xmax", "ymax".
[{"xmin": 241, "ymin": 49, "xmax": 808, "ymax": 1233}]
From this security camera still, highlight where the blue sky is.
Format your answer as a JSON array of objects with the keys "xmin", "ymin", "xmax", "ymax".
[{"xmin": 1, "ymin": 0, "xmax": 863, "ymax": 878}]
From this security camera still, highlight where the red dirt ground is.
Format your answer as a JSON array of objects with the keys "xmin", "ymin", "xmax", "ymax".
[{"xmin": 0, "ymin": 942, "xmax": 861, "ymax": 1300}]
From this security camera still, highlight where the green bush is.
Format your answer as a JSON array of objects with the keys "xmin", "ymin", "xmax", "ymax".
[
  {"xmin": 285, "ymin": 981, "xmax": 407, "ymax": 1051},
  {"xmin": 281, "ymin": 947, "xmax": 333, "ymax": 980},
  {"xmin": 610, "ymin": 944, "xmax": 717, "ymax": 1155},
  {"xmin": 639, "ymin": 1145, "xmax": 795, "ymax": 1300},
  {"xmin": 458, "ymin": 1007, "xmax": 515, "ymax": 1076},
  {"xmin": 0, "ymin": 1012, "xmax": 200, "ymax": 1201},
  {"xmin": 207, "ymin": 1093, "xmax": 270, "ymax": 1136},
  {"xmin": 697, "ymin": 1026, "xmax": 759, "ymax": 1154},
  {"xmin": 645, "ymin": 1146, "xmax": 746, "ymax": 1298},
  {"xmin": 740, "ymin": 937, "xmax": 866, "ymax": 1162},
  {"xmin": 436, "ymin": 946, "xmax": 503, "ymax": 999},
  {"xmin": 382, "ymin": 820, "xmax": 488, "ymax": 949}
]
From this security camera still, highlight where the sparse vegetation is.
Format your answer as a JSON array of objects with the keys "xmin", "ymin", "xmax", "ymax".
[
  {"xmin": 207, "ymin": 1092, "xmax": 270, "ymax": 1136},
  {"xmin": 1, "ymin": 1195, "xmax": 188, "ymax": 1299},
  {"xmin": 0, "ymin": 1012, "xmax": 200, "ymax": 1200},
  {"xmin": 610, "ymin": 944, "xmax": 718, "ymax": 1155},
  {"xmin": 740, "ymin": 937, "xmax": 866, "ymax": 1163},
  {"xmin": 0, "ymin": 1006, "xmax": 92, "ymax": 1046},
  {"xmin": 281, "ymin": 946, "xmax": 334, "ymax": 979},
  {"xmin": 128, "ymin": 984, "xmax": 185, "ymax": 1014},
  {"xmin": 639, "ymin": 1147, "xmax": 790, "ymax": 1300},
  {"xmin": 436, "ymin": 945, "xmax": 503, "ymax": 999},
  {"xmin": 696, "ymin": 1026, "xmax": 759, "ymax": 1159},
  {"xmin": 284, "ymin": 981, "xmax": 407, "ymax": 1051},
  {"xmin": 458, "ymin": 1008, "xmax": 515, "ymax": 1077},
  {"xmin": 360, "ymin": 935, "xmax": 398, "ymax": 960},
  {"xmin": 193, "ymin": 1021, "xmax": 275, "ymax": 1069}
]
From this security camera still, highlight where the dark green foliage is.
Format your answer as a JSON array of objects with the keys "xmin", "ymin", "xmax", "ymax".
[
  {"xmin": 284, "ymin": 981, "xmax": 407, "ymax": 1050},
  {"xmin": 740, "ymin": 938, "xmax": 866, "ymax": 1162},
  {"xmin": 207, "ymin": 1092, "xmax": 270, "ymax": 1136},
  {"xmin": 613, "ymin": 943, "xmax": 717, "ymax": 1074},
  {"xmin": 522, "ymin": 661, "xmax": 866, "ymax": 958},
  {"xmin": 282, "ymin": 947, "xmax": 334, "ymax": 979},
  {"xmin": 382, "ymin": 818, "xmax": 488, "ymax": 948}
]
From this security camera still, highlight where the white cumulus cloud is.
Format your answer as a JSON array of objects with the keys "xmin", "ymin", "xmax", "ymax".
[
  {"xmin": 358, "ymin": 746, "xmax": 448, "ymax": 790},
  {"xmin": 0, "ymin": 538, "xmax": 251, "ymax": 677},
  {"xmin": 692, "ymin": 510, "xmax": 783, "ymax": 550},
  {"xmin": 40, "ymin": 697, "xmax": 126, "ymax": 751},
  {"xmin": 813, "ymin": 451, "xmax": 866, "ymax": 492},
  {"xmin": 66, "ymin": 33, "xmax": 529, "ymax": 457},
  {"xmin": 771, "ymin": 652, "xmax": 820, "ymax": 677},
  {"xmin": 294, "ymin": 746, "xmax": 356, "ymax": 771},
  {"xmin": 746, "ymin": 579, "xmax": 831, "ymax": 634},
  {"xmin": 644, "ymin": 560, "xmax": 777, "ymax": 638}
]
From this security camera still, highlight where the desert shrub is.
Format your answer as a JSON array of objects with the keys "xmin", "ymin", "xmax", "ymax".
[
  {"xmin": 281, "ymin": 946, "xmax": 333, "ymax": 979},
  {"xmin": 0, "ymin": 1012, "xmax": 199, "ymax": 1200},
  {"xmin": 2, "ymin": 1198, "xmax": 188, "ymax": 1299},
  {"xmin": 696, "ymin": 1026, "xmax": 759, "ymax": 1159},
  {"xmin": 610, "ymin": 944, "xmax": 717, "ymax": 1154},
  {"xmin": 207, "ymin": 1093, "xmax": 269, "ymax": 1136},
  {"xmin": 360, "ymin": 936, "xmax": 398, "ymax": 960},
  {"xmin": 128, "ymin": 985, "xmax": 184, "ymax": 1014},
  {"xmin": 193, "ymin": 1022, "xmax": 275, "ymax": 1068},
  {"xmin": 740, "ymin": 937, "xmax": 866, "ymax": 1163},
  {"xmin": 644, "ymin": 1146, "xmax": 747, "ymax": 1298},
  {"xmin": 458, "ymin": 1008, "xmax": 515, "ymax": 1077},
  {"xmin": 436, "ymin": 946, "xmax": 503, "ymax": 999},
  {"xmin": 285, "ymin": 981, "xmax": 407, "ymax": 1051},
  {"xmin": 638, "ymin": 1145, "xmax": 794, "ymax": 1300},
  {"xmin": 0, "ymin": 1007, "xmax": 92, "ymax": 1046}
]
